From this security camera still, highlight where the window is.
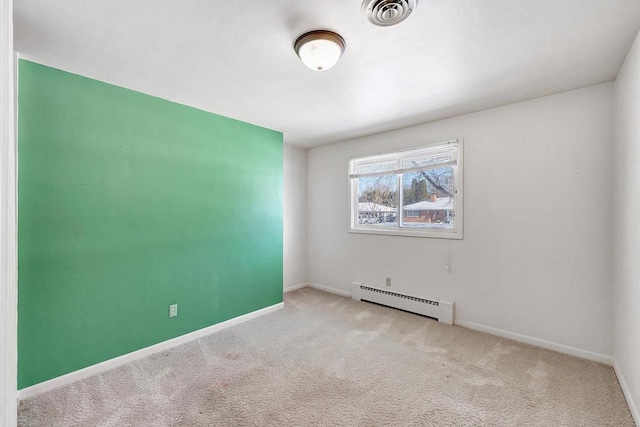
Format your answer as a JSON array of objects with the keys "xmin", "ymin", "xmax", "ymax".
[{"xmin": 349, "ymin": 139, "xmax": 463, "ymax": 239}]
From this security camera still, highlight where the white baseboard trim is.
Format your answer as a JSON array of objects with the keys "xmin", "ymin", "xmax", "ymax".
[
  {"xmin": 17, "ymin": 302, "xmax": 284, "ymax": 401},
  {"xmin": 284, "ymin": 282, "xmax": 308, "ymax": 293},
  {"xmin": 456, "ymin": 320, "xmax": 614, "ymax": 366},
  {"xmin": 307, "ymin": 283, "xmax": 352, "ymax": 298},
  {"xmin": 614, "ymin": 361, "xmax": 639, "ymax": 426}
]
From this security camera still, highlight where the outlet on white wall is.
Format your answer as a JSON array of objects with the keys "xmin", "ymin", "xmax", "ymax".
[
  {"xmin": 169, "ymin": 304, "xmax": 178, "ymax": 318},
  {"xmin": 385, "ymin": 277, "xmax": 391, "ymax": 287}
]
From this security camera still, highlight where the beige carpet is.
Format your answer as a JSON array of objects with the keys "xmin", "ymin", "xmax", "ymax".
[{"xmin": 18, "ymin": 287, "xmax": 634, "ymax": 426}]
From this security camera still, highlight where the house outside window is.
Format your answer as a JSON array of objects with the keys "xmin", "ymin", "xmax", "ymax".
[{"xmin": 349, "ymin": 139, "xmax": 463, "ymax": 239}]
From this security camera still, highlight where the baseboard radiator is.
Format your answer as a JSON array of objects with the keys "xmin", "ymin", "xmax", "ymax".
[{"xmin": 351, "ymin": 282, "xmax": 454, "ymax": 325}]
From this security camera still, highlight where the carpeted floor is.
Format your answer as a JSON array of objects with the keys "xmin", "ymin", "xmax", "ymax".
[{"xmin": 18, "ymin": 287, "xmax": 634, "ymax": 426}]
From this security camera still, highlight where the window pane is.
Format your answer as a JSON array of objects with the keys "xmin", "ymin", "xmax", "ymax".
[
  {"xmin": 357, "ymin": 174, "xmax": 398, "ymax": 227},
  {"xmin": 349, "ymin": 139, "xmax": 463, "ymax": 239},
  {"xmin": 401, "ymin": 166, "xmax": 454, "ymax": 229}
]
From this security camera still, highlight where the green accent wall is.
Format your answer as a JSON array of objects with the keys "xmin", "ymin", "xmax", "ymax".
[{"xmin": 17, "ymin": 60, "xmax": 283, "ymax": 389}]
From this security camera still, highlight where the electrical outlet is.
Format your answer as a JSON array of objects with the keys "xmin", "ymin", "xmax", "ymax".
[
  {"xmin": 385, "ymin": 277, "xmax": 391, "ymax": 287},
  {"xmin": 169, "ymin": 304, "xmax": 178, "ymax": 318}
]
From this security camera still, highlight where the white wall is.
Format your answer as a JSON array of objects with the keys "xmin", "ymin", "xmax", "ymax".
[
  {"xmin": 614, "ymin": 30, "xmax": 640, "ymax": 424},
  {"xmin": 0, "ymin": 0, "xmax": 18, "ymax": 425},
  {"xmin": 283, "ymin": 143, "xmax": 308, "ymax": 290},
  {"xmin": 308, "ymin": 84, "xmax": 615, "ymax": 359}
]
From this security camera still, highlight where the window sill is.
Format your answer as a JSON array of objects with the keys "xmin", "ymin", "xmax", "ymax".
[{"xmin": 349, "ymin": 227, "xmax": 463, "ymax": 240}]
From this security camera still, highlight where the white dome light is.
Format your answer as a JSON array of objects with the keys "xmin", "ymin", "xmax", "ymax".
[{"xmin": 294, "ymin": 30, "xmax": 346, "ymax": 72}]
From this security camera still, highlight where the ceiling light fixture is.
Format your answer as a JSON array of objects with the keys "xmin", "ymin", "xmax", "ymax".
[{"xmin": 294, "ymin": 30, "xmax": 346, "ymax": 72}]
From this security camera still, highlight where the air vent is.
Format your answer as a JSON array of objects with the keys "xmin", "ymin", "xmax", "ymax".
[{"xmin": 362, "ymin": 0, "xmax": 419, "ymax": 27}]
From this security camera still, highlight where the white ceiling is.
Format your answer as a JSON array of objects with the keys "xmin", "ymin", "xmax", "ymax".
[{"xmin": 14, "ymin": 0, "xmax": 640, "ymax": 148}]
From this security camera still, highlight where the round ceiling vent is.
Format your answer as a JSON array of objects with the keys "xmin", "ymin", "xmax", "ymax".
[{"xmin": 362, "ymin": 0, "xmax": 419, "ymax": 27}]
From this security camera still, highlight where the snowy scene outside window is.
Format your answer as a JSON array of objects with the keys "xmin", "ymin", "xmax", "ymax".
[{"xmin": 349, "ymin": 140, "xmax": 463, "ymax": 239}]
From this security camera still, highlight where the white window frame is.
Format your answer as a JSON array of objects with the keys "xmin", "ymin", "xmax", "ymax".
[{"xmin": 349, "ymin": 139, "xmax": 464, "ymax": 239}]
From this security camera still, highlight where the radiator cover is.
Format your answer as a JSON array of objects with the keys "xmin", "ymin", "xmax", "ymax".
[{"xmin": 351, "ymin": 282, "xmax": 454, "ymax": 325}]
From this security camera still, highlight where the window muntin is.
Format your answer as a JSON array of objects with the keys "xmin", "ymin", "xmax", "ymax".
[{"xmin": 349, "ymin": 140, "xmax": 463, "ymax": 239}]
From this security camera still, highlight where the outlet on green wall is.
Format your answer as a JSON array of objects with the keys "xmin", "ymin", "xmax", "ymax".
[{"xmin": 17, "ymin": 60, "xmax": 283, "ymax": 389}]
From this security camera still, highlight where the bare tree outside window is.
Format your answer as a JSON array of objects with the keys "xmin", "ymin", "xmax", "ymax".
[{"xmin": 357, "ymin": 175, "xmax": 398, "ymax": 226}]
